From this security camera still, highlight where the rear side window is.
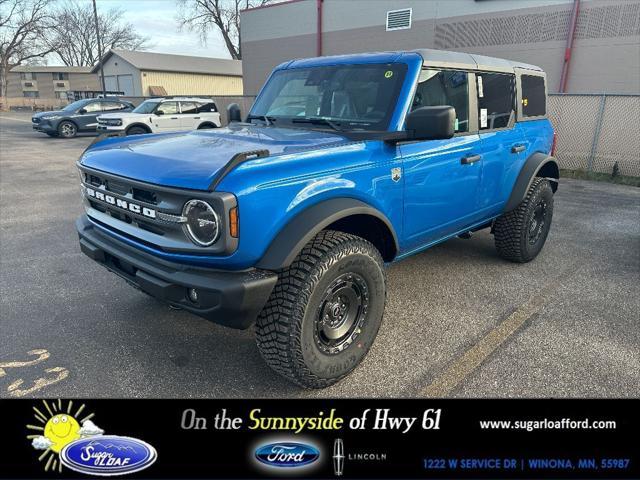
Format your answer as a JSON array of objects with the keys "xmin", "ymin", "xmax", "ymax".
[
  {"xmin": 198, "ymin": 102, "xmax": 217, "ymax": 113},
  {"xmin": 521, "ymin": 75, "xmax": 546, "ymax": 117},
  {"xmin": 477, "ymin": 73, "xmax": 515, "ymax": 130},
  {"xmin": 180, "ymin": 102, "xmax": 199, "ymax": 114}
]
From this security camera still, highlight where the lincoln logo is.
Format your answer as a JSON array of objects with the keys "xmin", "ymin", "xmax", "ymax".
[{"xmin": 85, "ymin": 187, "xmax": 156, "ymax": 219}]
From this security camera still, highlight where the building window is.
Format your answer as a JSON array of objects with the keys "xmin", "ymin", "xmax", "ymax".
[
  {"xmin": 386, "ymin": 8, "xmax": 412, "ymax": 31},
  {"xmin": 55, "ymin": 91, "xmax": 68, "ymax": 100},
  {"xmin": 53, "ymin": 72, "xmax": 69, "ymax": 80},
  {"xmin": 20, "ymin": 72, "xmax": 35, "ymax": 80},
  {"xmin": 521, "ymin": 75, "xmax": 546, "ymax": 117},
  {"xmin": 477, "ymin": 73, "xmax": 515, "ymax": 130},
  {"xmin": 23, "ymin": 91, "xmax": 39, "ymax": 98}
]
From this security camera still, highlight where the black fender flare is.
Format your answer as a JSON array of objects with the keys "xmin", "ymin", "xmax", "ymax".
[
  {"xmin": 126, "ymin": 123, "xmax": 152, "ymax": 134},
  {"xmin": 504, "ymin": 152, "xmax": 559, "ymax": 212},
  {"xmin": 256, "ymin": 198, "xmax": 399, "ymax": 270},
  {"xmin": 197, "ymin": 122, "xmax": 218, "ymax": 129}
]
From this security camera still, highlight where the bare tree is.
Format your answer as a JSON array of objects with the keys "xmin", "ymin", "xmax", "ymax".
[
  {"xmin": 0, "ymin": 0, "xmax": 55, "ymax": 97},
  {"xmin": 177, "ymin": 0, "xmax": 278, "ymax": 60},
  {"xmin": 44, "ymin": 0, "xmax": 150, "ymax": 67}
]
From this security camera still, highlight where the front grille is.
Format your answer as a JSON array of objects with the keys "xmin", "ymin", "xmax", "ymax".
[{"xmin": 78, "ymin": 165, "xmax": 237, "ymax": 256}]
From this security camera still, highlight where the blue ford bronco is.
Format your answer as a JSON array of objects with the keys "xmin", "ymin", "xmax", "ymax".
[{"xmin": 76, "ymin": 49, "xmax": 558, "ymax": 388}]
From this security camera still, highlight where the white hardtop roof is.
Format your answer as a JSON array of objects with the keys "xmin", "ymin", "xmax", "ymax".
[
  {"xmin": 413, "ymin": 49, "xmax": 543, "ymax": 74},
  {"xmin": 145, "ymin": 97, "xmax": 216, "ymax": 102}
]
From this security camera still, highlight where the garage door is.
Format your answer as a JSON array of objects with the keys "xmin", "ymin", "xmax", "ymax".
[
  {"xmin": 117, "ymin": 75, "xmax": 134, "ymax": 96},
  {"xmin": 103, "ymin": 76, "xmax": 118, "ymax": 92}
]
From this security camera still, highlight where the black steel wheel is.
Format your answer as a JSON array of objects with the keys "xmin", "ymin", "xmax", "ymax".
[
  {"xmin": 494, "ymin": 177, "xmax": 554, "ymax": 262},
  {"xmin": 256, "ymin": 230, "xmax": 386, "ymax": 388}
]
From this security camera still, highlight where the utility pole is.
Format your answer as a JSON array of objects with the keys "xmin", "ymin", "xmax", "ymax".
[{"xmin": 92, "ymin": 0, "xmax": 106, "ymax": 96}]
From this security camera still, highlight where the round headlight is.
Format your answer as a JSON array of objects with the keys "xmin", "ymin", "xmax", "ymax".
[{"xmin": 182, "ymin": 200, "xmax": 220, "ymax": 246}]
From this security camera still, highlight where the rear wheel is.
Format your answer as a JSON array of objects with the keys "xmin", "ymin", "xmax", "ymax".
[
  {"xmin": 197, "ymin": 123, "xmax": 216, "ymax": 129},
  {"xmin": 57, "ymin": 121, "xmax": 77, "ymax": 138},
  {"xmin": 256, "ymin": 230, "xmax": 386, "ymax": 388},
  {"xmin": 493, "ymin": 178, "xmax": 554, "ymax": 262},
  {"xmin": 126, "ymin": 126, "xmax": 148, "ymax": 135}
]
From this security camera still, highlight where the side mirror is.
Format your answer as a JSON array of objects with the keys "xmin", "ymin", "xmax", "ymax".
[
  {"xmin": 227, "ymin": 103, "xmax": 242, "ymax": 123},
  {"xmin": 405, "ymin": 106, "xmax": 456, "ymax": 141},
  {"xmin": 78, "ymin": 108, "xmax": 87, "ymax": 114},
  {"xmin": 155, "ymin": 110, "xmax": 164, "ymax": 116}
]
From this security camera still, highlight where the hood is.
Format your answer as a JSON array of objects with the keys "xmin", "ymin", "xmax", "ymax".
[
  {"xmin": 34, "ymin": 110, "xmax": 66, "ymax": 118},
  {"xmin": 98, "ymin": 112, "xmax": 146, "ymax": 120},
  {"xmin": 80, "ymin": 124, "xmax": 349, "ymax": 191}
]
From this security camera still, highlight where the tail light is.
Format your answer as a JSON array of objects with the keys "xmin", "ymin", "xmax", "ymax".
[{"xmin": 550, "ymin": 132, "xmax": 557, "ymax": 156}]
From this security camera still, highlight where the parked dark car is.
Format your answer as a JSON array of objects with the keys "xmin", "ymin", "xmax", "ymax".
[{"xmin": 32, "ymin": 98, "xmax": 134, "ymax": 138}]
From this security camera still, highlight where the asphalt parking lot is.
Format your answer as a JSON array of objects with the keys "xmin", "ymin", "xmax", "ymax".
[{"xmin": 1, "ymin": 112, "xmax": 639, "ymax": 399}]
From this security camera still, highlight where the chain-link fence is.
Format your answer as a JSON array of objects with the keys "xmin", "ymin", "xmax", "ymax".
[{"xmin": 548, "ymin": 93, "xmax": 640, "ymax": 177}]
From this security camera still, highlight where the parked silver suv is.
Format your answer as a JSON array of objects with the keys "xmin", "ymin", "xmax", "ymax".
[{"xmin": 97, "ymin": 97, "xmax": 222, "ymax": 135}]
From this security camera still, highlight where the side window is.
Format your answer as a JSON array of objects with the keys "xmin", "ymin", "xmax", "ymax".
[
  {"xmin": 82, "ymin": 102, "xmax": 102, "ymax": 113},
  {"xmin": 521, "ymin": 75, "xmax": 546, "ymax": 117},
  {"xmin": 179, "ymin": 102, "xmax": 199, "ymax": 114},
  {"xmin": 156, "ymin": 102, "xmax": 178, "ymax": 115},
  {"xmin": 197, "ymin": 102, "xmax": 217, "ymax": 113},
  {"xmin": 477, "ymin": 73, "xmax": 515, "ymax": 130},
  {"xmin": 101, "ymin": 102, "xmax": 127, "ymax": 112},
  {"xmin": 412, "ymin": 69, "xmax": 469, "ymax": 133}
]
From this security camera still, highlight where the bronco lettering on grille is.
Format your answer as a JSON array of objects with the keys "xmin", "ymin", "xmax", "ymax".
[{"xmin": 85, "ymin": 186, "xmax": 156, "ymax": 219}]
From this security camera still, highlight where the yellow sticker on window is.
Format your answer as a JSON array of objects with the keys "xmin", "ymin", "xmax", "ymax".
[
  {"xmin": 523, "ymin": 98, "xmax": 529, "ymax": 106},
  {"xmin": 384, "ymin": 70, "xmax": 393, "ymax": 79}
]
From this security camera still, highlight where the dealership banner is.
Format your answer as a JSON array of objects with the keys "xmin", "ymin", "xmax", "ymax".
[{"xmin": 1, "ymin": 399, "xmax": 637, "ymax": 479}]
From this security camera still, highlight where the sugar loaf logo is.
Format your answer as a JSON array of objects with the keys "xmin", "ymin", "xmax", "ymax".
[
  {"xmin": 27, "ymin": 400, "xmax": 156, "ymax": 475},
  {"xmin": 255, "ymin": 441, "xmax": 320, "ymax": 468}
]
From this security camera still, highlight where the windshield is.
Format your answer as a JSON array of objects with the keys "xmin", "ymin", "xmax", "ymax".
[
  {"xmin": 62, "ymin": 99, "xmax": 90, "ymax": 112},
  {"xmin": 133, "ymin": 100, "xmax": 161, "ymax": 114},
  {"xmin": 250, "ymin": 63, "xmax": 407, "ymax": 131}
]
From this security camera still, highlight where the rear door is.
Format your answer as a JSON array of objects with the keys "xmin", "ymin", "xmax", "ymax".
[
  {"xmin": 400, "ymin": 68, "xmax": 484, "ymax": 251},
  {"xmin": 178, "ymin": 102, "xmax": 200, "ymax": 130},
  {"xmin": 475, "ymin": 72, "xmax": 526, "ymax": 216}
]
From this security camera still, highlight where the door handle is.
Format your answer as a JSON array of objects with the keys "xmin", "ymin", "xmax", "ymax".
[
  {"xmin": 461, "ymin": 154, "xmax": 481, "ymax": 165},
  {"xmin": 194, "ymin": 117, "xmax": 200, "ymax": 119},
  {"xmin": 511, "ymin": 144, "xmax": 526, "ymax": 153},
  {"xmin": 170, "ymin": 117, "xmax": 178, "ymax": 120}
]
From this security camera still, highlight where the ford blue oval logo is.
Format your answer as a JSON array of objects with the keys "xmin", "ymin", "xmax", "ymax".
[
  {"xmin": 60, "ymin": 435, "xmax": 157, "ymax": 476},
  {"xmin": 255, "ymin": 442, "xmax": 320, "ymax": 468}
]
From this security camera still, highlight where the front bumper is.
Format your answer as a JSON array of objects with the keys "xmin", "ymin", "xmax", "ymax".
[
  {"xmin": 33, "ymin": 122, "xmax": 56, "ymax": 133},
  {"xmin": 76, "ymin": 215, "xmax": 278, "ymax": 329}
]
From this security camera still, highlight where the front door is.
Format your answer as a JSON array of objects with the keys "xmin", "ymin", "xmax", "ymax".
[
  {"xmin": 152, "ymin": 101, "xmax": 179, "ymax": 131},
  {"xmin": 76, "ymin": 101, "xmax": 102, "ymax": 131},
  {"xmin": 401, "ymin": 68, "xmax": 484, "ymax": 252}
]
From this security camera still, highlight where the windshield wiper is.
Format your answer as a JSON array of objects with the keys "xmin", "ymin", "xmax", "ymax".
[
  {"xmin": 247, "ymin": 114, "xmax": 276, "ymax": 126},
  {"xmin": 291, "ymin": 117, "xmax": 342, "ymax": 131}
]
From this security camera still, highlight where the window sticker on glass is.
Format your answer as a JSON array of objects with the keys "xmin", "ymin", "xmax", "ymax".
[
  {"xmin": 477, "ymin": 76, "xmax": 484, "ymax": 98},
  {"xmin": 454, "ymin": 118, "xmax": 459, "ymax": 131},
  {"xmin": 480, "ymin": 108, "xmax": 488, "ymax": 128},
  {"xmin": 384, "ymin": 70, "xmax": 393, "ymax": 79}
]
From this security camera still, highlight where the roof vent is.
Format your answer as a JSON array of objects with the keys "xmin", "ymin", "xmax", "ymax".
[{"xmin": 386, "ymin": 8, "xmax": 412, "ymax": 31}]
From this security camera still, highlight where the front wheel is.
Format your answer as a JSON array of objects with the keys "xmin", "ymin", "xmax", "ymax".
[
  {"xmin": 57, "ymin": 121, "xmax": 77, "ymax": 138},
  {"xmin": 126, "ymin": 126, "xmax": 148, "ymax": 135},
  {"xmin": 256, "ymin": 230, "xmax": 386, "ymax": 388},
  {"xmin": 493, "ymin": 177, "xmax": 554, "ymax": 262}
]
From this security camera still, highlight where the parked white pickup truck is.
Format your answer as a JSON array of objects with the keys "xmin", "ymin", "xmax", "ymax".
[{"xmin": 97, "ymin": 97, "xmax": 222, "ymax": 135}]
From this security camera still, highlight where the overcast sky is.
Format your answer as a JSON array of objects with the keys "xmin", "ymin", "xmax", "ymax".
[{"xmin": 97, "ymin": 0, "xmax": 231, "ymax": 60}]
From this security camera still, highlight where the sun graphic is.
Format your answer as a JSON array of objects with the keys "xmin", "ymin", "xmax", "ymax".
[{"xmin": 27, "ymin": 400, "xmax": 103, "ymax": 473}]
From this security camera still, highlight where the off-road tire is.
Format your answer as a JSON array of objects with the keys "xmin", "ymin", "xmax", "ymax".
[
  {"xmin": 57, "ymin": 121, "xmax": 77, "ymax": 138},
  {"xmin": 494, "ymin": 177, "xmax": 554, "ymax": 263},
  {"xmin": 126, "ymin": 126, "xmax": 148, "ymax": 135},
  {"xmin": 256, "ymin": 230, "xmax": 386, "ymax": 388}
]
